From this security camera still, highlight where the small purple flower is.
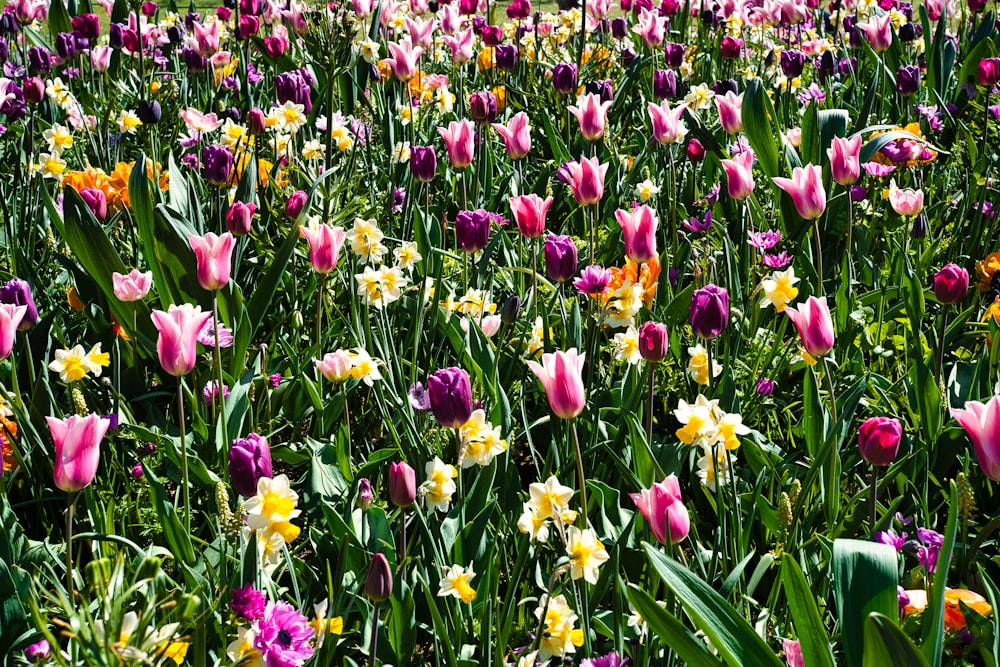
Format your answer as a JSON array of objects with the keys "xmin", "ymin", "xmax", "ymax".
[
  {"xmin": 875, "ymin": 529, "xmax": 907, "ymax": 552},
  {"xmin": 408, "ymin": 381, "xmax": 431, "ymax": 411},
  {"xmin": 748, "ymin": 229, "xmax": 782, "ymax": 250},
  {"xmin": 392, "ymin": 187, "xmax": 406, "ymax": 214},
  {"xmin": 203, "ymin": 380, "xmax": 230, "ymax": 405},
  {"xmin": 682, "ymin": 211, "xmax": 712, "ymax": 233},
  {"xmin": 850, "ymin": 185, "xmax": 868, "ymax": 201},
  {"xmin": 895, "ymin": 512, "xmax": 913, "ymax": 526},
  {"xmin": 198, "ymin": 320, "xmax": 234, "ymax": 347},
  {"xmin": 704, "ymin": 182, "xmax": 721, "ymax": 207},
  {"xmin": 973, "ymin": 200, "xmax": 996, "ymax": 218},
  {"xmin": 581, "ymin": 652, "xmax": 629, "ymax": 667},
  {"xmin": 252, "ymin": 600, "xmax": 315, "ymax": 666},
  {"xmin": 247, "ymin": 63, "xmax": 264, "ymax": 83},
  {"xmin": 131, "ymin": 463, "xmax": 144, "ymax": 479},
  {"xmin": 230, "ymin": 584, "xmax": 267, "ymax": 621},
  {"xmin": 357, "ymin": 478, "xmax": 374, "ymax": 510},
  {"xmin": 796, "ymin": 82, "xmax": 826, "ymax": 105},
  {"xmin": 756, "ymin": 378, "xmax": 775, "ymax": 395},
  {"xmin": 917, "ymin": 527, "xmax": 943, "ymax": 547},
  {"xmin": 103, "ymin": 414, "xmax": 121, "ymax": 431},
  {"xmin": 668, "ymin": 267, "xmax": 681, "ymax": 288},
  {"xmin": 729, "ymin": 136, "xmax": 754, "ymax": 157},
  {"xmin": 555, "ymin": 161, "xmax": 574, "ymax": 186},
  {"xmin": 350, "ymin": 118, "xmax": 370, "ymax": 145},
  {"xmin": 269, "ymin": 373, "xmax": 282, "ymax": 388},
  {"xmin": 918, "ymin": 545, "xmax": 941, "ymax": 573},
  {"xmin": 898, "ymin": 586, "xmax": 910, "ymax": 615},
  {"xmin": 573, "ymin": 264, "xmax": 613, "ymax": 296},
  {"xmin": 761, "ymin": 251, "xmax": 793, "ymax": 269}
]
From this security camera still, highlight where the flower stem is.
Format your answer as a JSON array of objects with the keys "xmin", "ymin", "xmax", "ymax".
[
  {"xmin": 645, "ymin": 364, "xmax": 655, "ymax": 450},
  {"xmin": 66, "ymin": 491, "xmax": 77, "ymax": 594},
  {"xmin": 341, "ymin": 383, "xmax": 352, "ymax": 467},
  {"xmin": 178, "ymin": 377, "xmax": 191, "ymax": 535},
  {"xmin": 213, "ymin": 294, "xmax": 228, "ymax": 481},
  {"xmin": 936, "ymin": 307, "xmax": 949, "ymax": 381},
  {"xmin": 821, "ymin": 357, "xmax": 838, "ymax": 423},
  {"xmin": 813, "ymin": 217, "xmax": 824, "ymax": 296},
  {"xmin": 569, "ymin": 419, "xmax": 588, "ymax": 529},
  {"xmin": 368, "ymin": 601, "xmax": 380, "ymax": 667},
  {"xmin": 870, "ymin": 465, "xmax": 879, "ymax": 532}
]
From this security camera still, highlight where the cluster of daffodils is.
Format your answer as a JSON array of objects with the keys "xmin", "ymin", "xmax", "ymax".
[
  {"xmin": 244, "ymin": 475, "xmax": 301, "ymax": 565},
  {"xmin": 48, "ymin": 343, "xmax": 111, "ymax": 383},
  {"xmin": 31, "ymin": 76, "xmax": 90, "ymax": 181},
  {"xmin": 674, "ymin": 395, "xmax": 750, "ymax": 490},
  {"xmin": 457, "ymin": 409, "xmax": 507, "ymax": 468},
  {"xmin": 534, "ymin": 593, "xmax": 584, "ymax": 660},
  {"xmin": 349, "ymin": 217, "xmax": 421, "ymax": 309},
  {"xmin": 422, "ymin": 456, "xmax": 458, "ymax": 513},
  {"xmin": 315, "ymin": 347, "xmax": 383, "ymax": 386}
]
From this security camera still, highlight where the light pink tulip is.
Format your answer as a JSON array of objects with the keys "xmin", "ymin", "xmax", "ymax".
[
  {"xmin": 316, "ymin": 349, "xmax": 353, "ymax": 382},
  {"xmin": 526, "ymin": 348, "xmax": 586, "ymax": 419},
  {"xmin": 384, "ymin": 37, "xmax": 424, "ymax": 82},
  {"xmin": 715, "ymin": 91, "xmax": 744, "ymax": 134},
  {"xmin": 633, "ymin": 7, "xmax": 665, "ymax": 48},
  {"xmin": 150, "ymin": 304, "xmax": 213, "ymax": 377},
  {"xmin": 721, "ymin": 151, "xmax": 755, "ymax": 200},
  {"xmin": 189, "ymin": 232, "xmax": 235, "ymax": 291},
  {"xmin": 299, "ymin": 223, "xmax": 347, "ymax": 274},
  {"xmin": 827, "ymin": 135, "xmax": 862, "ymax": 185},
  {"xmin": 112, "ymin": 269, "xmax": 153, "ymax": 302},
  {"xmin": 510, "ymin": 194, "xmax": 552, "ymax": 239},
  {"xmin": 404, "ymin": 16, "xmax": 436, "ymax": 48},
  {"xmin": 785, "ymin": 296, "xmax": 835, "ymax": 358},
  {"xmin": 49, "ymin": 413, "xmax": 110, "ymax": 493},
  {"xmin": 568, "ymin": 93, "xmax": 613, "ymax": 142},
  {"xmin": 565, "ymin": 155, "xmax": 607, "ymax": 206},
  {"xmin": 438, "ymin": 119, "xmax": 475, "ymax": 169},
  {"xmin": 860, "ymin": 13, "xmax": 893, "ymax": 53},
  {"xmin": 491, "ymin": 112, "xmax": 532, "ymax": 160},
  {"xmin": 0, "ymin": 303, "xmax": 26, "ymax": 360},
  {"xmin": 647, "ymin": 100, "xmax": 687, "ymax": 145},
  {"xmin": 444, "ymin": 28, "xmax": 474, "ymax": 63},
  {"xmin": 952, "ymin": 396, "xmax": 1000, "ymax": 481},
  {"xmin": 191, "ymin": 20, "xmax": 220, "ymax": 57},
  {"xmin": 630, "ymin": 474, "xmax": 690, "ymax": 545},
  {"xmin": 888, "ymin": 180, "xmax": 924, "ymax": 217},
  {"xmin": 773, "ymin": 164, "xmax": 827, "ymax": 220},
  {"xmin": 615, "ymin": 205, "xmax": 659, "ymax": 264},
  {"xmin": 90, "ymin": 46, "xmax": 112, "ymax": 72}
]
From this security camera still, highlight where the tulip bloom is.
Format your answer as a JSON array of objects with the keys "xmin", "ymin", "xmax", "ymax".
[
  {"xmin": 491, "ymin": 111, "xmax": 532, "ymax": 160},
  {"xmin": 773, "ymin": 164, "xmax": 827, "ymax": 220},
  {"xmin": 544, "ymin": 235, "xmax": 578, "ymax": 283},
  {"xmin": 860, "ymin": 12, "xmax": 893, "ymax": 52},
  {"xmin": 888, "ymin": 180, "xmax": 924, "ymax": 217},
  {"xmin": 647, "ymin": 100, "xmax": 687, "ymax": 145},
  {"xmin": 454, "ymin": 209, "xmax": 492, "ymax": 252},
  {"xmin": 389, "ymin": 461, "xmax": 417, "ymax": 507},
  {"xmin": 0, "ymin": 278, "xmax": 38, "ymax": 331},
  {"xmin": 568, "ymin": 93, "xmax": 613, "ymax": 141},
  {"xmin": 858, "ymin": 417, "xmax": 902, "ymax": 466},
  {"xmin": 639, "ymin": 322, "xmax": 668, "ymax": 362},
  {"xmin": 526, "ymin": 348, "xmax": 586, "ymax": 419},
  {"xmin": 952, "ymin": 396, "xmax": 1000, "ymax": 480},
  {"xmin": 229, "ymin": 433, "xmax": 273, "ymax": 498},
  {"xmin": 112, "ymin": 269, "xmax": 153, "ymax": 302},
  {"xmin": 715, "ymin": 91, "xmax": 743, "ymax": 134},
  {"xmin": 299, "ymin": 223, "xmax": 347, "ymax": 274},
  {"xmin": 427, "ymin": 367, "xmax": 473, "ymax": 428},
  {"xmin": 226, "ymin": 201, "xmax": 257, "ymax": 236},
  {"xmin": 564, "ymin": 155, "xmax": 608, "ymax": 206},
  {"xmin": 785, "ymin": 296, "xmax": 835, "ymax": 357},
  {"xmin": 933, "ymin": 264, "xmax": 969, "ymax": 304},
  {"xmin": 190, "ymin": 232, "xmax": 235, "ymax": 291},
  {"xmin": 438, "ymin": 120, "xmax": 475, "ymax": 169},
  {"xmin": 630, "ymin": 474, "xmax": 689, "ymax": 545},
  {"xmin": 316, "ymin": 349, "xmax": 353, "ymax": 382},
  {"xmin": 510, "ymin": 194, "xmax": 552, "ymax": 239},
  {"xmin": 150, "ymin": 304, "xmax": 213, "ymax": 376},
  {"xmin": 615, "ymin": 205, "xmax": 659, "ymax": 264},
  {"xmin": 365, "ymin": 553, "xmax": 393, "ymax": 602},
  {"xmin": 48, "ymin": 413, "xmax": 110, "ymax": 493},
  {"xmin": 285, "ymin": 190, "xmax": 308, "ymax": 219},
  {"xmin": 384, "ymin": 37, "xmax": 424, "ymax": 81},
  {"xmin": 690, "ymin": 285, "xmax": 730, "ymax": 340},
  {"xmin": 0, "ymin": 303, "xmax": 26, "ymax": 360},
  {"xmin": 827, "ymin": 135, "xmax": 862, "ymax": 185},
  {"xmin": 410, "ymin": 145, "xmax": 438, "ymax": 182},
  {"xmin": 721, "ymin": 151, "xmax": 755, "ymax": 200}
]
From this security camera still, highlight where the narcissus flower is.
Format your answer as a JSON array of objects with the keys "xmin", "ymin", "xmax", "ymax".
[
  {"xmin": 534, "ymin": 593, "xmax": 584, "ymax": 659},
  {"xmin": 758, "ymin": 267, "xmax": 800, "ymax": 313},
  {"xmin": 565, "ymin": 526, "xmax": 610, "ymax": 584},
  {"xmin": 438, "ymin": 564, "xmax": 477, "ymax": 603},
  {"xmin": 245, "ymin": 474, "xmax": 301, "ymax": 545},
  {"xmin": 423, "ymin": 457, "xmax": 458, "ymax": 512},
  {"xmin": 48, "ymin": 343, "xmax": 110, "ymax": 382}
]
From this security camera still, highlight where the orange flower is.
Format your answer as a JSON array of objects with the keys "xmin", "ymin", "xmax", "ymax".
[
  {"xmin": 619, "ymin": 257, "xmax": 661, "ymax": 308},
  {"xmin": 491, "ymin": 85, "xmax": 506, "ymax": 112},
  {"xmin": 1, "ymin": 416, "xmax": 18, "ymax": 473},
  {"xmin": 581, "ymin": 45, "xmax": 613, "ymax": 72},
  {"xmin": 406, "ymin": 69, "xmax": 426, "ymax": 99},
  {"xmin": 67, "ymin": 287, "xmax": 85, "ymax": 312},
  {"xmin": 903, "ymin": 588, "xmax": 992, "ymax": 632},
  {"xmin": 477, "ymin": 47, "xmax": 495, "ymax": 72},
  {"xmin": 375, "ymin": 60, "xmax": 392, "ymax": 81},
  {"xmin": 111, "ymin": 314, "xmax": 131, "ymax": 342},
  {"xmin": 976, "ymin": 251, "xmax": 1000, "ymax": 291}
]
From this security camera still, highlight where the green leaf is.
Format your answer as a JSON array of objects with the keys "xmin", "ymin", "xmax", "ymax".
[
  {"xmin": 142, "ymin": 462, "xmax": 197, "ymax": 566},
  {"xmin": 625, "ymin": 584, "xmax": 720, "ymax": 666},
  {"xmin": 919, "ymin": 481, "xmax": 960, "ymax": 667},
  {"xmin": 831, "ymin": 539, "xmax": 899, "ymax": 667},
  {"xmin": 863, "ymin": 613, "xmax": 928, "ymax": 667},
  {"xmin": 643, "ymin": 543, "xmax": 783, "ymax": 667},
  {"xmin": 741, "ymin": 79, "xmax": 781, "ymax": 179},
  {"xmin": 782, "ymin": 557, "xmax": 835, "ymax": 667}
]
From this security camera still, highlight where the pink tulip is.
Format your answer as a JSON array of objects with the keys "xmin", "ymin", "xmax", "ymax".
[
  {"xmin": 112, "ymin": 269, "xmax": 153, "ymax": 302},
  {"xmin": 715, "ymin": 91, "xmax": 743, "ymax": 134},
  {"xmin": 888, "ymin": 179, "xmax": 924, "ymax": 217},
  {"xmin": 773, "ymin": 164, "xmax": 827, "ymax": 220},
  {"xmin": 633, "ymin": 7, "xmax": 665, "ymax": 48},
  {"xmin": 191, "ymin": 20, "xmax": 220, "ymax": 57},
  {"xmin": 404, "ymin": 16, "xmax": 436, "ymax": 48},
  {"xmin": 526, "ymin": 348, "xmax": 586, "ymax": 419},
  {"xmin": 568, "ymin": 93, "xmax": 613, "ymax": 141},
  {"xmin": 299, "ymin": 223, "xmax": 347, "ymax": 274},
  {"xmin": 189, "ymin": 232, "xmax": 235, "ymax": 291},
  {"xmin": 952, "ymin": 396, "xmax": 1000, "ymax": 480},
  {"xmin": 721, "ymin": 151, "xmax": 755, "ymax": 200},
  {"xmin": 827, "ymin": 135, "xmax": 862, "ymax": 186},
  {"xmin": 565, "ymin": 155, "xmax": 608, "ymax": 206},
  {"xmin": 785, "ymin": 296, "xmax": 835, "ymax": 358},
  {"xmin": 90, "ymin": 45, "xmax": 112, "ymax": 72},
  {"xmin": 629, "ymin": 474, "xmax": 690, "ymax": 545},
  {"xmin": 444, "ymin": 28, "xmax": 474, "ymax": 63},
  {"xmin": 48, "ymin": 413, "xmax": 110, "ymax": 493},
  {"xmin": 647, "ymin": 100, "xmax": 687, "ymax": 145},
  {"xmin": 491, "ymin": 112, "xmax": 532, "ymax": 160},
  {"xmin": 509, "ymin": 194, "xmax": 553, "ymax": 239},
  {"xmin": 384, "ymin": 37, "xmax": 424, "ymax": 82},
  {"xmin": 783, "ymin": 639, "xmax": 805, "ymax": 667},
  {"xmin": 150, "ymin": 304, "xmax": 213, "ymax": 376},
  {"xmin": 615, "ymin": 205, "xmax": 659, "ymax": 263},
  {"xmin": 438, "ymin": 119, "xmax": 475, "ymax": 169},
  {"xmin": 0, "ymin": 303, "xmax": 26, "ymax": 360},
  {"xmin": 316, "ymin": 349, "xmax": 353, "ymax": 382},
  {"xmin": 860, "ymin": 12, "xmax": 893, "ymax": 53}
]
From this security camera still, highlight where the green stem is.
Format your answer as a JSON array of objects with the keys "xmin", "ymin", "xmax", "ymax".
[
  {"xmin": 569, "ymin": 419, "xmax": 588, "ymax": 530},
  {"xmin": 178, "ymin": 377, "xmax": 191, "ymax": 535},
  {"xmin": 822, "ymin": 356, "xmax": 838, "ymax": 423},
  {"xmin": 213, "ymin": 295, "xmax": 228, "ymax": 481},
  {"xmin": 870, "ymin": 465, "xmax": 879, "ymax": 532},
  {"xmin": 368, "ymin": 602, "xmax": 380, "ymax": 667},
  {"xmin": 66, "ymin": 491, "xmax": 77, "ymax": 594}
]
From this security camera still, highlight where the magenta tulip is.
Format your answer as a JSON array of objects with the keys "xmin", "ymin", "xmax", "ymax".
[
  {"xmin": 785, "ymin": 296, "xmax": 835, "ymax": 357},
  {"xmin": 615, "ymin": 205, "xmax": 659, "ymax": 264},
  {"xmin": 189, "ymin": 232, "xmax": 235, "ymax": 291},
  {"xmin": 48, "ymin": 413, "xmax": 110, "ymax": 492},
  {"xmin": 299, "ymin": 223, "xmax": 347, "ymax": 274},
  {"xmin": 858, "ymin": 417, "xmax": 902, "ymax": 467},
  {"xmin": 150, "ymin": 304, "xmax": 213, "ymax": 376},
  {"xmin": 389, "ymin": 461, "xmax": 417, "ymax": 507},
  {"xmin": 773, "ymin": 164, "xmax": 827, "ymax": 220},
  {"xmin": 438, "ymin": 119, "xmax": 475, "ymax": 169},
  {"xmin": 827, "ymin": 135, "xmax": 862, "ymax": 186},
  {"xmin": 721, "ymin": 151, "xmax": 755, "ymax": 200},
  {"xmin": 933, "ymin": 264, "xmax": 969, "ymax": 304},
  {"xmin": 491, "ymin": 112, "xmax": 532, "ymax": 160},
  {"xmin": 0, "ymin": 303, "xmax": 26, "ymax": 360},
  {"xmin": 630, "ymin": 474, "xmax": 690, "ymax": 545},
  {"xmin": 526, "ymin": 348, "xmax": 586, "ymax": 419},
  {"xmin": 384, "ymin": 37, "xmax": 424, "ymax": 81},
  {"xmin": 860, "ymin": 12, "xmax": 893, "ymax": 52},
  {"xmin": 510, "ymin": 194, "xmax": 552, "ymax": 239},
  {"xmin": 565, "ymin": 155, "xmax": 607, "ymax": 206},
  {"xmin": 952, "ymin": 397, "xmax": 1000, "ymax": 480},
  {"xmin": 639, "ymin": 322, "xmax": 668, "ymax": 362},
  {"xmin": 715, "ymin": 91, "xmax": 743, "ymax": 134},
  {"xmin": 568, "ymin": 93, "xmax": 613, "ymax": 141},
  {"xmin": 647, "ymin": 100, "xmax": 687, "ymax": 145}
]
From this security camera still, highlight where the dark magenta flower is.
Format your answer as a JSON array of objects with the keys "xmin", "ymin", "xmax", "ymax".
[
  {"xmin": 252, "ymin": 600, "xmax": 314, "ymax": 664},
  {"xmin": 427, "ymin": 367, "xmax": 473, "ymax": 428},
  {"xmin": 690, "ymin": 284, "xmax": 729, "ymax": 339},
  {"xmin": 0, "ymin": 278, "xmax": 37, "ymax": 330},
  {"xmin": 544, "ymin": 234, "xmax": 578, "ymax": 283},
  {"xmin": 201, "ymin": 144, "xmax": 233, "ymax": 186},
  {"xmin": 228, "ymin": 433, "xmax": 272, "ymax": 498},
  {"xmin": 552, "ymin": 63, "xmax": 578, "ymax": 94},
  {"xmin": 455, "ymin": 209, "xmax": 492, "ymax": 252}
]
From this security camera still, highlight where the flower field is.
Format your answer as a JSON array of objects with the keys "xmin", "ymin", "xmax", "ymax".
[{"xmin": 0, "ymin": 0, "xmax": 999, "ymax": 664}]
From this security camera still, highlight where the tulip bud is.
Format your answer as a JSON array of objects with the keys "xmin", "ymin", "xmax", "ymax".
[
  {"xmin": 858, "ymin": 416, "xmax": 902, "ymax": 467},
  {"xmin": 427, "ymin": 367, "xmax": 473, "ymax": 428},
  {"xmin": 552, "ymin": 63, "xmax": 578, "ymax": 94},
  {"xmin": 686, "ymin": 138, "xmax": 705, "ymax": 162},
  {"xmin": 410, "ymin": 145, "xmax": 438, "ymax": 183},
  {"xmin": 23, "ymin": 77, "xmax": 45, "ymax": 104},
  {"xmin": 247, "ymin": 107, "xmax": 267, "ymax": 136},
  {"xmin": 24, "ymin": 640, "xmax": 50, "ymax": 664},
  {"xmin": 201, "ymin": 145, "xmax": 233, "ymax": 186},
  {"xmin": 690, "ymin": 284, "xmax": 729, "ymax": 340},
  {"xmin": 79, "ymin": 187, "xmax": 108, "ymax": 221},
  {"xmin": 653, "ymin": 69, "xmax": 676, "ymax": 100},
  {"xmin": 357, "ymin": 478, "xmax": 374, "ymax": 511},
  {"xmin": 138, "ymin": 99, "xmax": 162, "ymax": 124},
  {"xmin": 454, "ymin": 209, "xmax": 491, "ymax": 252},
  {"xmin": 544, "ymin": 234, "xmax": 578, "ymax": 283},
  {"xmin": 469, "ymin": 91, "xmax": 498, "ymax": 124},
  {"xmin": 494, "ymin": 44, "xmax": 517, "ymax": 70},
  {"xmin": 225, "ymin": 200, "xmax": 256, "ymax": 236},
  {"xmin": 501, "ymin": 295, "xmax": 521, "ymax": 323},
  {"xmin": 389, "ymin": 461, "xmax": 416, "ymax": 507},
  {"xmin": 639, "ymin": 322, "xmax": 668, "ymax": 362},
  {"xmin": 896, "ymin": 65, "xmax": 920, "ymax": 96},
  {"xmin": 756, "ymin": 378, "xmax": 775, "ymax": 395},
  {"xmin": 979, "ymin": 58, "xmax": 1000, "ymax": 87},
  {"xmin": 0, "ymin": 278, "xmax": 38, "ymax": 331},
  {"xmin": 365, "ymin": 553, "xmax": 393, "ymax": 602},
  {"xmin": 933, "ymin": 263, "xmax": 969, "ymax": 304},
  {"xmin": 285, "ymin": 190, "xmax": 308, "ymax": 219}
]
